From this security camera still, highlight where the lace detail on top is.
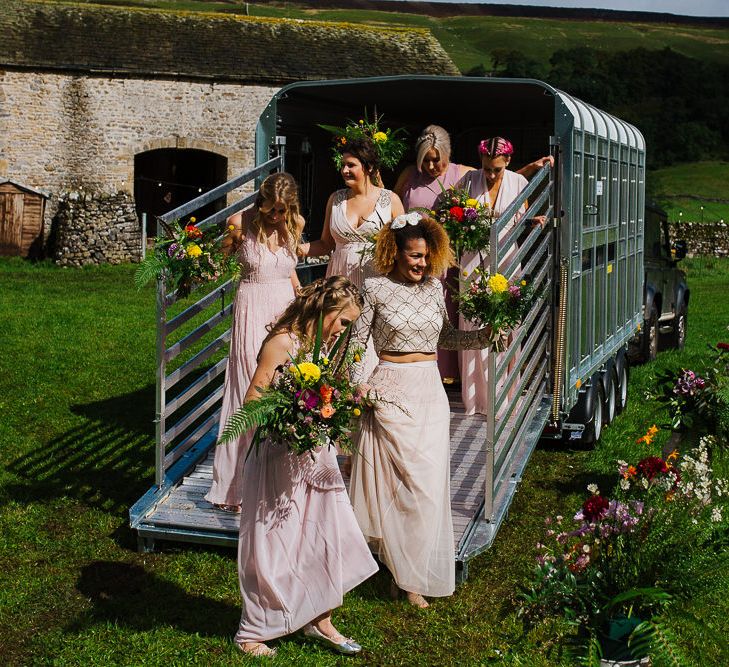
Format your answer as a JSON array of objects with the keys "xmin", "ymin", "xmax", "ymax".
[
  {"xmin": 236, "ymin": 228, "xmax": 297, "ymax": 284},
  {"xmin": 350, "ymin": 275, "xmax": 494, "ymax": 382},
  {"xmin": 329, "ymin": 188, "xmax": 393, "ymax": 246}
]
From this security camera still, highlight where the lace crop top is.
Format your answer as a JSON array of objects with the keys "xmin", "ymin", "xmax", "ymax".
[{"xmin": 350, "ymin": 275, "xmax": 494, "ymax": 382}]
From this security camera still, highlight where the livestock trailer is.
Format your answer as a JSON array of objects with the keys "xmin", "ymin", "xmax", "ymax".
[{"xmin": 130, "ymin": 76, "xmax": 644, "ymax": 580}]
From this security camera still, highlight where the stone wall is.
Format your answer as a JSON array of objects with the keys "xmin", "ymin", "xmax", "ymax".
[
  {"xmin": 0, "ymin": 69, "xmax": 278, "ymax": 261},
  {"xmin": 668, "ymin": 221, "xmax": 729, "ymax": 257},
  {"xmin": 0, "ymin": 1, "xmax": 459, "ymax": 265},
  {"xmin": 54, "ymin": 191, "xmax": 141, "ymax": 267}
]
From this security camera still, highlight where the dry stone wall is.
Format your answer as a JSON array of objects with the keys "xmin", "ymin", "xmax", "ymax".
[{"xmin": 668, "ymin": 221, "xmax": 729, "ymax": 257}]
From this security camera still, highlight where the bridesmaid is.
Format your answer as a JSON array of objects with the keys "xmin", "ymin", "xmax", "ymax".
[
  {"xmin": 205, "ymin": 172, "xmax": 304, "ymax": 512},
  {"xmin": 299, "ymin": 136, "xmax": 405, "ymax": 384},
  {"xmin": 457, "ymin": 137, "xmax": 542, "ymax": 415},
  {"xmin": 394, "ymin": 125, "xmax": 475, "ymax": 384},
  {"xmin": 235, "ymin": 276, "xmax": 378, "ymax": 657},
  {"xmin": 349, "ymin": 214, "xmax": 505, "ymax": 608}
]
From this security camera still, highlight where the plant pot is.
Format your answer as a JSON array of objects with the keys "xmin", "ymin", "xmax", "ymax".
[
  {"xmin": 600, "ymin": 657, "xmax": 651, "ymax": 667},
  {"xmin": 598, "ymin": 616, "xmax": 650, "ymax": 666}
]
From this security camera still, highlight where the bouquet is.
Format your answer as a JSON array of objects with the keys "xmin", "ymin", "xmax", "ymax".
[
  {"xmin": 319, "ymin": 109, "xmax": 408, "ymax": 171},
  {"xmin": 455, "ymin": 268, "xmax": 540, "ymax": 333},
  {"xmin": 134, "ymin": 217, "xmax": 239, "ymax": 297},
  {"xmin": 433, "ymin": 186, "xmax": 493, "ymax": 254},
  {"xmin": 220, "ymin": 316, "xmax": 371, "ymax": 457}
]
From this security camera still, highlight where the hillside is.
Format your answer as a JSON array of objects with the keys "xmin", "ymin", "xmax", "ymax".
[{"xmin": 58, "ymin": 0, "xmax": 729, "ymax": 73}]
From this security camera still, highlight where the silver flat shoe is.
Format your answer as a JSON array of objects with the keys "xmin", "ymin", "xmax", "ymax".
[{"xmin": 302, "ymin": 624, "xmax": 361, "ymax": 655}]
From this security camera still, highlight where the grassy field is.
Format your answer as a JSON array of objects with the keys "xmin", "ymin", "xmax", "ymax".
[
  {"xmin": 50, "ymin": 0, "xmax": 729, "ymax": 72},
  {"xmin": 650, "ymin": 161, "xmax": 729, "ymax": 223},
  {"xmin": 1, "ymin": 256, "xmax": 728, "ymax": 665}
]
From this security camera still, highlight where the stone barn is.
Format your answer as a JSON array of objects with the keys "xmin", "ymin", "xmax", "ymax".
[{"xmin": 0, "ymin": 0, "xmax": 458, "ymax": 266}]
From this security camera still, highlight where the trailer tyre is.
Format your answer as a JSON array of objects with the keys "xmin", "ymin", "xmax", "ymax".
[
  {"xmin": 616, "ymin": 362, "xmax": 629, "ymax": 414},
  {"xmin": 583, "ymin": 384, "xmax": 604, "ymax": 445},
  {"xmin": 604, "ymin": 370, "xmax": 617, "ymax": 426}
]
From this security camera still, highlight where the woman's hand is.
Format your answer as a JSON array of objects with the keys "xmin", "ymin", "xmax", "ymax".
[
  {"xmin": 526, "ymin": 215, "xmax": 548, "ymax": 229},
  {"xmin": 491, "ymin": 328, "xmax": 511, "ymax": 353}
]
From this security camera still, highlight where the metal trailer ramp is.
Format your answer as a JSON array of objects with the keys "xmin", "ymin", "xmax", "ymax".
[{"xmin": 130, "ymin": 391, "xmax": 550, "ymax": 579}]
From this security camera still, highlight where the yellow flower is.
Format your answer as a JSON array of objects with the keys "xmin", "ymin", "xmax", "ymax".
[
  {"xmin": 288, "ymin": 361, "xmax": 321, "ymax": 383},
  {"xmin": 488, "ymin": 273, "xmax": 509, "ymax": 293},
  {"xmin": 358, "ymin": 119, "xmax": 364, "ymax": 124},
  {"xmin": 340, "ymin": 136, "xmax": 347, "ymax": 145},
  {"xmin": 187, "ymin": 244, "xmax": 202, "ymax": 258},
  {"xmin": 521, "ymin": 280, "xmax": 527, "ymax": 286},
  {"xmin": 373, "ymin": 131, "xmax": 387, "ymax": 143},
  {"xmin": 353, "ymin": 353, "xmax": 361, "ymax": 363},
  {"xmin": 465, "ymin": 198, "xmax": 478, "ymax": 207},
  {"xmin": 648, "ymin": 424, "xmax": 659, "ymax": 436},
  {"xmin": 189, "ymin": 216, "xmax": 196, "ymax": 223},
  {"xmin": 228, "ymin": 224, "xmax": 236, "ymax": 231},
  {"xmin": 322, "ymin": 357, "xmax": 330, "ymax": 366},
  {"xmin": 352, "ymin": 407, "xmax": 361, "ymax": 417}
]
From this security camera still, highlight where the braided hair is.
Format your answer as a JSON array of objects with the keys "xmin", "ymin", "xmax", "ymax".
[
  {"xmin": 415, "ymin": 125, "xmax": 451, "ymax": 173},
  {"xmin": 261, "ymin": 276, "xmax": 363, "ymax": 353}
]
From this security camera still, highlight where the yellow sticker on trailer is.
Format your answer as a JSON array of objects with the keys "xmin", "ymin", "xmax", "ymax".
[{"xmin": 607, "ymin": 263, "xmax": 613, "ymax": 273}]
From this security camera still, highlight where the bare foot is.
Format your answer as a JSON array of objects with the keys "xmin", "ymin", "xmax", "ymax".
[
  {"xmin": 405, "ymin": 592, "xmax": 430, "ymax": 608},
  {"xmin": 237, "ymin": 641, "xmax": 276, "ymax": 657}
]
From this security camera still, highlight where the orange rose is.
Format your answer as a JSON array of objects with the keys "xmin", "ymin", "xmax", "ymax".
[{"xmin": 320, "ymin": 404, "xmax": 335, "ymax": 419}]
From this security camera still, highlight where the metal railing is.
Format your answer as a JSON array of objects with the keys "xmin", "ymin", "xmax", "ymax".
[
  {"xmin": 483, "ymin": 162, "xmax": 554, "ymax": 521},
  {"xmin": 152, "ymin": 154, "xmax": 284, "ymax": 487}
]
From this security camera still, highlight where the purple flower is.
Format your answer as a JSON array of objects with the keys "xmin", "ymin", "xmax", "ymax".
[
  {"xmin": 464, "ymin": 207, "xmax": 478, "ymax": 221},
  {"xmin": 508, "ymin": 285, "xmax": 521, "ymax": 298},
  {"xmin": 296, "ymin": 388, "xmax": 320, "ymax": 410},
  {"xmin": 168, "ymin": 243, "xmax": 185, "ymax": 260}
]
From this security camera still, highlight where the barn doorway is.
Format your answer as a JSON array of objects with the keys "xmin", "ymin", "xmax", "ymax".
[{"xmin": 134, "ymin": 149, "xmax": 228, "ymax": 237}]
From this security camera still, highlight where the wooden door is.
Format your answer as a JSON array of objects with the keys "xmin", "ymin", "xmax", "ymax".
[{"xmin": 0, "ymin": 193, "xmax": 24, "ymax": 256}]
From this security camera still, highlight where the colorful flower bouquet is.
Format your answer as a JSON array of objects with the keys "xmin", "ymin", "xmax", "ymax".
[
  {"xmin": 433, "ymin": 186, "xmax": 493, "ymax": 253},
  {"xmin": 134, "ymin": 217, "xmax": 239, "ymax": 297},
  {"xmin": 319, "ymin": 109, "xmax": 408, "ymax": 171},
  {"xmin": 219, "ymin": 317, "xmax": 371, "ymax": 457},
  {"xmin": 455, "ymin": 268, "xmax": 540, "ymax": 334},
  {"xmin": 521, "ymin": 426, "xmax": 728, "ymax": 665}
]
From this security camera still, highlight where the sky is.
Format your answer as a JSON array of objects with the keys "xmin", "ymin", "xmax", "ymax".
[{"xmin": 414, "ymin": 1, "xmax": 729, "ymax": 18}]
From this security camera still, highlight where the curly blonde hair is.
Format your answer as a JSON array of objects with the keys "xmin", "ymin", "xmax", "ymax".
[
  {"xmin": 261, "ymin": 276, "xmax": 363, "ymax": 355},
  {"xmin": 373, "ymin": 215, "xmax": 455, "ymax": 278},
  {"xmin": 250, "ymin": 172, "xmax": 302, "ymax": 254}
]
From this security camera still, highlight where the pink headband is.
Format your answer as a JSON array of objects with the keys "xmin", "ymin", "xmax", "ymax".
[{"xmin": 478, "ymin": 137, "xmax": 514, "ymax": 158}]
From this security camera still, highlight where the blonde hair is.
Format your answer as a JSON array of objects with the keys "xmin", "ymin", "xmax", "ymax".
[
  {"xmin": 261, "ymin": 276, "xmax": 363, "ymax": 354},
  {"xmin": 250, "ymin": 172, "xmax": 302, "ymax": 254},
  {"xmin": 373, "ymin": 215, "xmax": 455, "ymax": 278},
  {"xmin": 415, "ymin": 125, "xmax": 451, "ymax": 173}
]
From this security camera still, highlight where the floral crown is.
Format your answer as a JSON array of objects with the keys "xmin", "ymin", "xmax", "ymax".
[
  {"xmin": 319, "ymin": 110, "xmax": 408, "ymax": 171},
  {"xmin": 478, "ymin": 137, "xmax": 514, "ymax": 158}
]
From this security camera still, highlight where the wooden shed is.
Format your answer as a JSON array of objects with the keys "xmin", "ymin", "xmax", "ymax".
[{"xmin": 0, "ymin": 180, "xmax": 48, "ymax": 258}]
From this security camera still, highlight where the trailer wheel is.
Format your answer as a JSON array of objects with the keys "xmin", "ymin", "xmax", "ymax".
[
  {"xmin": 604, "ymin": 370, "xmax": 617, "ymax": 426},
  {"xmin": 583, "ymin": 384, "xmax": 604, "ymax": 445},
  {"xmin": 616, "ymin": 362, "xmax": 629, "ymax": 414},
  {"xmin": 642, "ymin": 305, "xmax": 659, "ymax": 362}
]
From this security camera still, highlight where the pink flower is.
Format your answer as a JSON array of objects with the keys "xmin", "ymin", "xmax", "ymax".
[{"xmin": 296, "ymin": 388, "xmax": 320, "ymax": 410}]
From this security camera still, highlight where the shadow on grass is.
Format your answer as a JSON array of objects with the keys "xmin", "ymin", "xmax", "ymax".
[
  {"xmin": 69, "ymin": 560, "xmax": 238, "ymax": 638},
  {"xmin": 5, "ymin": 385, "xmax": 156, "ymax": 513}
]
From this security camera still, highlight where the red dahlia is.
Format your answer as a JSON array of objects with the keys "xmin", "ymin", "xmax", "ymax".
[
  {"xmin": 637, "ymin": 456, "xmax": 669, "ymax": 481},
  {"xmin": 582, "ymin": 494, "xmax": 609, "ymax": 522}
]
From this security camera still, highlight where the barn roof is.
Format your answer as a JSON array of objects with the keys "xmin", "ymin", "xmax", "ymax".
[{"xmin": 1, "ymin": 0, "xmax": 460, "ymax": 83}]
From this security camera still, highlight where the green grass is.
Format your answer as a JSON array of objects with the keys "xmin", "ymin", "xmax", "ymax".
[
  {"xmin": 650, "ymin": 161, "xmax": 729, "ymax": 223},
  {"xmin": 47, "ymin": 0, "xmax": 729, "ymax": 72},
  {"xmin": 1, "ymin": 256, "xmax": 728, "ymax": 665}
]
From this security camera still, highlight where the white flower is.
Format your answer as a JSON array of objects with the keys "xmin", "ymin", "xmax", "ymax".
[
  {"xmin": 641, "ymin": 478, "xmax": 650, "ymax": 489},
  {"xmin": 711, "ymin": 507, "xmax": 723, "ymax": 523},
  {"xmin": 620, "ymin": 478, "xmax": 631, "ymax": 491},
  {"xmin": 582, "ymin": 544, "xmax": 591, "ymax": 553},
  {"xmin": 587, "ymin": 483, "xmax": 599, "ymax": 494},
  {"xmin": 391, "ymin": 212, "xmax": 422, "ymax": 230}
]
